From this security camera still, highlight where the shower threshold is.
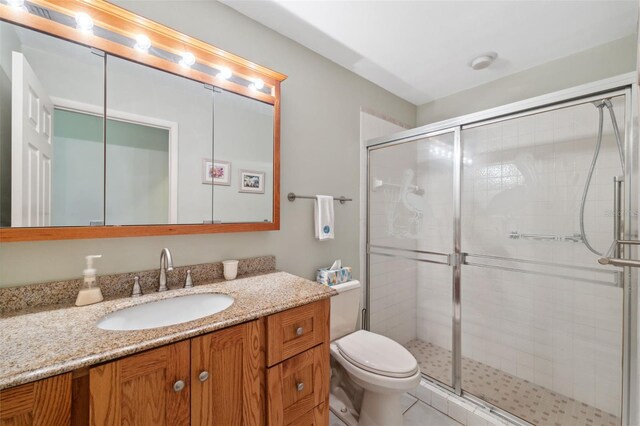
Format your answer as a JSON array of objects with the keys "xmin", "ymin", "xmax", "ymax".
[{"xmin": 405, "ymin": 339, "xmax": 619, "ymax": 426}]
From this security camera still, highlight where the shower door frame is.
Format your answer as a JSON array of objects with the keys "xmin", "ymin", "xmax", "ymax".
[{"xmin": 365, "ymin": 72, "xmax": 638, "ymax": 425}]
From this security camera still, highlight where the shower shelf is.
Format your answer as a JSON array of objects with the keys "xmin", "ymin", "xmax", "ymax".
[{"xmin": 509, "ymin": 231, "xmax": 583, "ymax": 243}]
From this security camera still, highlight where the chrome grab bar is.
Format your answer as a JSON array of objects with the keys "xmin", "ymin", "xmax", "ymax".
[
  {"xmin": 464, "ymin": 252, "xmax": 619, "ymax": 287},
  {"xmin": 509, "ymin": 231, "xmax": 583, "ymax": 243}
]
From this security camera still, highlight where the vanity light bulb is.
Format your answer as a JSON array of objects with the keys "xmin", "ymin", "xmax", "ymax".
[
  {"xmin": 7, "ymin": 0, "xmax": 25, "ymax": 9},
  {"xmin": 75, "ymin": 12, "xmax": 94, "ymax": 32},
  {"xmin": 217, "ymin": 67, "xmax": 232, "ymax": 80},
  {"xmin": 253, "ymin": 78, "xmax": 265, "ymax": 90},
  {"xmin": 134, "ymin": 34, "xmax": 151, "ymax": 52},
  {"xmin": 180, "ymin": 52, "xmax": 196, "ymax": 67}
]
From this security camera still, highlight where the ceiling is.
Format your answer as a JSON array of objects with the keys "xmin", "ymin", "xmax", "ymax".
[{"xmin": 220, "ymin": 0, "xmax": 638, "ymax": 106}]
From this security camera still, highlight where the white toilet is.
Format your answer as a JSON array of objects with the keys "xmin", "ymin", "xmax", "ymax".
[{"xmin": 329, "ymin": 280, "xmax": 421, "ymax": 426}]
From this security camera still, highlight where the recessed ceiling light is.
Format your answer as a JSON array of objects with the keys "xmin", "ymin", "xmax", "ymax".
[
  {"xmin": 470, "ymin": 52, "xmax": 497, "ymax": 70},
  {"xmin": 217, "ymin": 67, "xmax": 232, "ymax": 80},
  {"xmin": 179, "ymin": 52, "xmax": 196, "ymax": 67},
  {"xmin": 75, "ymin": 12, "xmax": 94, "ymax": 32},
  {"xmin": 134, "ymin": 34, "xmax": 151, "ymax": 52}
]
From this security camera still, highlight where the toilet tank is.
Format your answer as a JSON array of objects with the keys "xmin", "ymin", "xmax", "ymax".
[{"xmin": 330, "ymin": 280, "xmax": 362, "ymax": 341}]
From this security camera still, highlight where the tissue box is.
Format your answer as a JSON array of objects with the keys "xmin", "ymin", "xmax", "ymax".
[{"xmin": 316, "ymin": 266, "xmax": 352, "ymax": 286}]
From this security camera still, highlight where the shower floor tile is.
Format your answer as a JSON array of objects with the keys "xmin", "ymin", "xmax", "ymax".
[{"xmin": 405, "ymin": 339, "xmax": 620, "ymax": 426}]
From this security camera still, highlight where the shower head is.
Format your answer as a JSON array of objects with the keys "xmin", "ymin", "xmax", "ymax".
[{"xmin": 592, "ymin": 98, "xmax": 613, "ymax": 109}]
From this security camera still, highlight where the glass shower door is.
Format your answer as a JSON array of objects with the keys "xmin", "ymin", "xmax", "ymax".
[
  {"xmin": 459, "ymin": 95, "xmax": 627, "ymax": 425},
  {"xmin": 368, "ymin": 129, "xmax": 458, "ymax": 389}
]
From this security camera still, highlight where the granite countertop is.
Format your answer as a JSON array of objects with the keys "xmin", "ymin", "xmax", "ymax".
[{"xmin": 0, "ymin": 271, "xmax": 335, "ymax": 390}]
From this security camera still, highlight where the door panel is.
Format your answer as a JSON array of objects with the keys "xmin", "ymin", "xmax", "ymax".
[
  {"xmin": 460, "ymin": 96, "xmax": 626, "ymax": 425},
  {"xmin": 368, "ymin": 130, "xmax": 457, "ymax": 388},
  {"xmin": 89, "ymin": 341, "xmax": 190, "ymax": 426},
  {"xmin": 12, "ymin": 52, "xmax": 53, "ymax": 227},
  {"xmin": 0, "ymin": 373, "xmax": 71, "ymax": 425}
]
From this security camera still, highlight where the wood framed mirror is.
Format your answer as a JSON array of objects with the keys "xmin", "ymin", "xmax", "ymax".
[{"xmin": 0, "ymin": 0, "xmax": 285, "ymax": 242}]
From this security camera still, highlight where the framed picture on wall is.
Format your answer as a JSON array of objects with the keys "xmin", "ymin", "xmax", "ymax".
[
  {"xmin": 239, "ymin": 170, "xmax": 265, "ymax": 194},
  {"xmin": 202, "ymin": 159, "xmax": 231, "ymax": 185}
]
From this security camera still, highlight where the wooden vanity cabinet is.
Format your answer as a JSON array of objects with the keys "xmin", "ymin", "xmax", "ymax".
[
  {"xmin": 87, "ymin": 299, "xmax": 330, "ymax": 426},
  {"xmin": 89, "ymin": 320, "xmax": 264, "ymax": 426},
  {"xmin": 0, "ymin": 299, "xmax": 330, "ymax": 426},
  {"xmin": 0, "ymin": 373, "xmax": 72, "ymax": 426}
]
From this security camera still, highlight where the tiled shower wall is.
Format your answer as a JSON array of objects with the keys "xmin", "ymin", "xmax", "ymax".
[
  {"xmin": 369, "ymin": 96, "xmax": 626, "ymax": 415},
  {"xmin": 419, "ymin": 97, "xmax": 625, "ymax": 415}
]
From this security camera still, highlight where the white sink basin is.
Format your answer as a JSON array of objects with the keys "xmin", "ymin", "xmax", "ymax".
[{"xmin": 97, "ymin": 293, "xmax": 234, "ymax": 331}]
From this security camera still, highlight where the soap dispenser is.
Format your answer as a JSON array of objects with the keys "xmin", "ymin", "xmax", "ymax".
[{"xmin": 75, "ymin": 255, "xmax": 104, "ymax": 306}]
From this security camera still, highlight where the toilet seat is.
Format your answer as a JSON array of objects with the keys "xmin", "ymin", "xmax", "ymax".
[{"xmin": 335, "ymin": 330, "xmax": 419, "ymax": 378}]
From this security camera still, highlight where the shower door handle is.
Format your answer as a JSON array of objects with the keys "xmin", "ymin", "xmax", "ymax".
[
  {"xmin": 598, "ymin": 240, "xmax": 640, "ymax": 268},
  {"xmin": 598, "ymin": 177, "xmax": 638, "ymax": 268},
  {"xmin": 599, "ymin": 257, "xmax": 640, "ymax": 268}
]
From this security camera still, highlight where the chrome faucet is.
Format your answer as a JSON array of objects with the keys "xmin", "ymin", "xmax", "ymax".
[{"xmin": 158, "ymin": 248, "xmax": 174, "ymax": 292}]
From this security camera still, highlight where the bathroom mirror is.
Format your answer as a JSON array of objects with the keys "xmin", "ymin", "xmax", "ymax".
[
  {"xmin": 105, "ymin": 55, "xmax": 215, "ymax": 226},
  {"xmin": 0, "ymin": 20, "xmax": 105, "ymax": 228},
  {"xmin": 0, "ymin": 0, "xmax": 284, "ymax": 241},
  {"xmin": 213, "ymin": 89, "xmax": 274, "ymax": 223}
]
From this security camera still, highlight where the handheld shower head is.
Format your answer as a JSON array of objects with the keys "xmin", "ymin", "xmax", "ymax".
[{"xmin": 592, "ymin": 98, "xmax": 613, "ymax": 109}]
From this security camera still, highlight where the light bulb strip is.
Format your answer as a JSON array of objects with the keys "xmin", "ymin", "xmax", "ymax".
[{"xmin": 4, "ymin": 0, "xmax": 285, "ymax": 98}]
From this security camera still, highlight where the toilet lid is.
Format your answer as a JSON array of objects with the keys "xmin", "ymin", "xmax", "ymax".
[{"xmin": 336, "ymin": 330, "xmax": 419, "ymax": 378}]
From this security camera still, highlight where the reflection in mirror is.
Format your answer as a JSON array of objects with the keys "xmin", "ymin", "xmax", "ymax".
[
  {"xmin": 0, "ymin": 20, "xmax": 104, "ymax": 228},
  {"xmin": 105, "ymin": 55, "xmax": 213, "ymax": 225},
  {"xmin": 213, "ymin": 90, "xmax": 274, "ymax": 223}
]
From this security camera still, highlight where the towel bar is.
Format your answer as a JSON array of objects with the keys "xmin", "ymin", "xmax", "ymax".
[{"xmin": 287, "ymin": 193, "xmax": 352, "ymax": 204}]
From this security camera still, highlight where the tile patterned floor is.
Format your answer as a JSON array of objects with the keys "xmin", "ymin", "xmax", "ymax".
[
  {"xmin": 330, "ymin": 395, "xmax": 461, "ymax": 426},
  {"xmin": 405, "ymin": 339, "xmax": 620, "ymax": 426}
]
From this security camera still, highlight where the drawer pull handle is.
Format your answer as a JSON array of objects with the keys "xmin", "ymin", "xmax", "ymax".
[
  {"xmin": 296, "ymin": 382, "xmax": 304, "ymax": 392},
  {"xmin": 173, "ymin": 380, "xmax": 185, "ymax": 392},
  {"xmin": 199, "ymin": 371, "xmax": 209, "ymax": 382},
  {"xmin": 295, "ymin": 327, "xmax": 304, "ymax": 336}
]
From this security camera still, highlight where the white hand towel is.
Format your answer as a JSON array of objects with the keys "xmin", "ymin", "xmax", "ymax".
[{"xmin": 314, "ymin": 195, "xmax": 335, "ymax": 240}]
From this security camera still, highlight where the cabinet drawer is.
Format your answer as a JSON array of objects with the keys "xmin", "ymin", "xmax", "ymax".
[
  {"xmin": 266, "ymin": 344, "xmax": 329, "ymax": 426},
  {"xmin": 286, "ymin": 403, "xmax": 328, "ymax": 426},
  {"xmin": 267, "ymin": 299, "xmax": 329, "ymax": 366}
]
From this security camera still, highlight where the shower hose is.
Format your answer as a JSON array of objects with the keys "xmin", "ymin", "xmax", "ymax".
[{"xmin": 579, "ymin": 99, "xmax": 625, "ymax": 256}]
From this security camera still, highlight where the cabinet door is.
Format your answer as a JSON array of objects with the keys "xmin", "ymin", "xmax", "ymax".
[
  {"xmin": 191, "ymin": 320, "xmax": 265, "ymax": 426},
  {"xmin": 0, "ymin": 373, "xmax": 71, "ymax": 426},
  {"xmin": 89, "ymin": 340, "xmax": 190, "ymax": 426}
]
